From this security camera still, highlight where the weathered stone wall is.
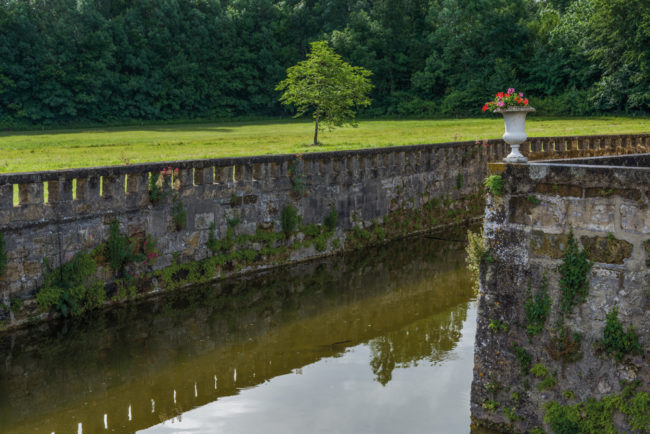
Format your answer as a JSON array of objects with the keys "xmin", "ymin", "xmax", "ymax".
[
  {"xmin": 472, "ymin": 156, "xmax": 649, "ymax": 432},
  {"xmin": 0, "ymin": 134, "xmax": 648, "ymax": 329}
]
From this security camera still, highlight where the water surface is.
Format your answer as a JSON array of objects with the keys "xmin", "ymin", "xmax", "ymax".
[{"xmin": 0, "ymin": 231, "xmax": 481, "ymax": 433}]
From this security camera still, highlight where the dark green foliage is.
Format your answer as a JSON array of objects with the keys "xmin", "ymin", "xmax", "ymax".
[
  {"xmin": 544, "ymin": 382, "xmax": 650, "ymax": 433},
  {"xmin": 37, "ymin": 252, "xmax": 105, "ymax": 317},
  {"xmin": 598, "ymin": 306, "xmax": 642, "ymax": 361},
  {"xmin": 558, "ymin": 229, "xmax": 592, "ymax": 314},
  {"xmin": 323, "ymin": 207, "xmax": 338, "ymax": 232},
  {"xmin": 9, "ymin": 297, "xmax": 22, "ymax": 313},
  {"xmin": 484, "ymin": 175, "xmax": 504, "ymax": 197},
  {"xmin": 0, "ymin": 232, "xmax": 6, "ymax": 277},
  {"xmin": 172, "ymin": 196, "xmax": 187, "ymax": 231},
  {"xmin": 525, "ymin": 275, "xmax": 551, "ymax": 336},
  {"xmin": 527, "ymin": 195, "xmax": 541, "ymax": 205},
  {"xmin": 106, "ymin": 221, "xmax": 144, "ymax": 276},
  {"xmin": 456, "ymin": 173, "xmax": 463, "ymax": 190},
  {"xmin": 281, "ymin": 205, "xmax": 300, "ymax": 236},
  {"xmin": 512, "ymin": 345, "xmax": 531, "ymax": 375},
  {"xmin": 488, "ymin": 319, "xmax": 508, "ymax": 333},
  {"xmin": 0, "ymin": 0, "xmax": 646, "ymax": 130}
]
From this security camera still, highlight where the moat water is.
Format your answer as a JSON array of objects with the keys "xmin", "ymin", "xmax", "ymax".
[{"xmin": 0, "ymin": 229, "xmax": 492, "ymax": 433}]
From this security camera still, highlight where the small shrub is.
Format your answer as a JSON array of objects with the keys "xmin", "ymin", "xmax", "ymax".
[
  {"xmin": 456, "ymin": 173, "xmax": 464, "ymax": 190},
  {"xmin": 37, "ymin": 252, "xmax": 105, "ymax": 317},
  {"xmin": 525, "ymin": 275, "xmax": 551, "ymax": 336},
  {"xmin": 598, "ymin": 306, "xmax": 642, "ymax": 361},
  {"xmin": 503, "ymin": 407, "xmax": 518, "ymax": 422},
  {"xmin": 9, "ymin": 297, "xmax": 22, "ymax": 313},
  {"xmin": 488, "ymin": 319, "xmax": 508, "ymax": 333},
  {"xmin": 546, "ymin": 326, "xmax": 583, "ymax": 363},
  {"xmin": 531, "ymin": 363, "xmax": 557, "ymax": 391},
  {"xmin": 300, "ymin": 224, "xmax": 321, "ymax": 237},
  {"xmin": 482, "ymin": 400, "xmax": 499, "ymax": 412},
  {"xmin": 172, "ymin": 196, "xmax": 187, "ymax": 231},
  {"xmin": 323, "ymin": 207, "xmax": 338, "ymax": 232},
  {"xmin": 527, "ymin": 195, "xmax": 541, "ymax": 205},
  {"xmin": 281, "ymin": 205, "xmax": 300, "ymax": 236},
  {"xmin": 484, "ymin": 174, "xmax": 504, "ymax": 197},
  {"xmin": 106, "ymin": 221, "xmax": 144, "ymax": 276},
  {"xmin": 558, "ymin": 228, "xmax": 592, "ymax": 314},
  {"xmin": 512, "ymin": 345, "xmax": 531, "ymax": 375}
]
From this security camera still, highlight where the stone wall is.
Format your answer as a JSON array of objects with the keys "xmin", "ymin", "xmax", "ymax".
[
  {"xmin": 0, "ymin": 134, "xmax": 648, "ymax": 329},
  {"xmin": 471, "ymin": 155, "xmax": 649, "ymax": 432}
]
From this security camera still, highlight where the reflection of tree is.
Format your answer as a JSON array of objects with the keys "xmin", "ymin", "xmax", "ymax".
[
  {"xmin": 369, "ymin": 303, "xmax": 468, "ymax": 386},
  {"xmin": 370, "ymin": 338, "xmax": 397, "ymax": 385}
]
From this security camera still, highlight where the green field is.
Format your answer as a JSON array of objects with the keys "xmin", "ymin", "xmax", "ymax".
[{"xmin": 1, "ymin": 117, "xmax": 649, "ymax": 173}]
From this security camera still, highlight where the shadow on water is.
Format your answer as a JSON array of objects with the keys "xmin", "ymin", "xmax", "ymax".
[{"xmin": 0, "ymin": 228, "xmax": 478, "ymax": 433}]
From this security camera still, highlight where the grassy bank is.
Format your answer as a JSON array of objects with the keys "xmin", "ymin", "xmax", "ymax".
[{"xmin": 1, "ymin": 116, "xmax": 649, "ymax": 173}]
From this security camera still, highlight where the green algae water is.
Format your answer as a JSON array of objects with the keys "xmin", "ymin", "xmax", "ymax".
[{"xmin": 0, "ymin": 231, "xmax": 485, "ymax": 434}]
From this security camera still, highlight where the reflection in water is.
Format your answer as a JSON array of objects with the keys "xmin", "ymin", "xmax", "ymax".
[
  {"xmin": 370, "ymin": 305, "xmax": 467, "ymax": 386},
  {"xmin": 0, "ymin": 230, "xmax": 475, "ymax": 433}
]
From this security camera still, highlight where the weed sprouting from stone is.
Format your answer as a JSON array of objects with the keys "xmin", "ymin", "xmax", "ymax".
[
  {"xmin": 596, "ymin": 306, "xmax": 642, "ymax": 361},
  {"xmin": 484, "ymin": 174, "xmax": 504, "ymax": 197},
  {"xmin": 281, "ymin": 205, "xmax": 300, "ymax": 236},
  {"xmin": 525, "ymin": 275, "xmax": 551, "ymax": 337},
  {"xmin": 558, "ymin": 228, "xmax": 592, "ymax": 315},
  {"xmin": 511, "ymin": 345, "xmax": 531, "ymax": 375}
]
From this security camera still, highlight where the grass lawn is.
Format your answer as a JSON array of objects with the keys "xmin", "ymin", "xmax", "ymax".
[{"xmin": 1, "ymin": 116, "xmax": 649, "ymax": 173}]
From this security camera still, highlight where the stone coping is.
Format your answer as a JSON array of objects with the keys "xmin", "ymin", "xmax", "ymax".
[
  {"xmin": 0, "ymin": 133, "xmax": 647, "ymax": 185},
  {"xmin": 535, "ymin": 153, "xmax": 650, "ymax": 168}
]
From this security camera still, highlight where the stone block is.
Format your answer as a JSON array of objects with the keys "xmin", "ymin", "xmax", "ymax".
[
  {"xmin": 530, "ymin": 231, "xmax": 569, "ymax": 259},
  {"xmin": 534, "ymin": 183, "xmax": 582, "ymax": 197},
  {"xmin": 620, "ymin": 204, "xmax": 649, "ymax": 233},
  {"xmin": 580, "ymin": 235, "xmax": 633, "ymax": 264},
  {"xmin": 584, "ymin": 188, "xmax": 641, "ymax": 201},
  {"xmin": 194, "ymin": 213, "xmax": 214, "ymax": 230}
]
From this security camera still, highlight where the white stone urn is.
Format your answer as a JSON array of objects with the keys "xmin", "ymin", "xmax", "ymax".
[{"xmin": 495, "ymin": 106, "xmax": 535, "ymax": 163}]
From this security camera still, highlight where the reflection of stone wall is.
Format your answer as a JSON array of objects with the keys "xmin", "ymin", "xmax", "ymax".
[
  {"xmin": 472, "ymin": 157, "xmax": 649, "ymax": 432},
  {"xmin": 0, "ymin": 235, "xmax": 473, "ymax": 433},
  {"xmin": 0, "ymin": 134, "xmax": 647, "ymax": 328}
]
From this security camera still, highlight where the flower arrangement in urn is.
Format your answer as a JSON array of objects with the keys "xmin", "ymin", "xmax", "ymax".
[
  {"xmin": 483, "ymin": 88, "xmax": 535, "ymax": 163},
  {"xmin": 482, "ymin": 88, "xmax": 529, "ymax": 112}
]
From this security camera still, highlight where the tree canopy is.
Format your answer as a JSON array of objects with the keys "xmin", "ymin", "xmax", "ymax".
[
  {"xmin": 276, "ymin": 41, "xmax": 372, "ymax": 145},
  {"xmin": 0, "ymin": 0, "xmax": 647, "ymax": 129}
]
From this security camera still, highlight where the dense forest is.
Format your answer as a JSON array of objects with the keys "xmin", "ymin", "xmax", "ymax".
[{"xmin": 0, "ymin": 0, "xmax": 648, "ymax": 128}]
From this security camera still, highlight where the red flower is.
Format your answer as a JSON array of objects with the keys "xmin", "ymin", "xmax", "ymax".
[
  {"xmin": 523, "ymin": 98, "xmax": 529, "ymax": 105},
  {"xmin": 482, "ymin": 104, "xmax": 489, "ymax": 112}
]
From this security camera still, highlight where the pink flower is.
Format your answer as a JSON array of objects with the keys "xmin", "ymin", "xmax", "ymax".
[
  {"xmin": 519, "ymin": 92, "xmax": 524, "ymax": 97},
  {"xmin": 507, "ymin": 88, "xmax": 515, "ymax": 94},
  {"xmin": 497, "ymin": 101, "xmax": 505, "ymax": 107}
]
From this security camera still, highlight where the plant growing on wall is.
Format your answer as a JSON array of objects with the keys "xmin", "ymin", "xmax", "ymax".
[
  {"xmin": 36, "ymin": 252, "xmax": 105, "ymax": 317},
  {"xmin": 105, "ymin": 221, "xmax": 145, "ymax": 277},
  {"xmin": 558, "ymin": 229, "xmax": 592, "ymax": 314},
  {"xmin": 484, "ymin": 174, "xmax": 504, "ymax": 196},
  {"xmin": 597, "ymin": 306, "xmax": 642, "ymax": 361},
  {"xmin": 525, "ymin": 275, "xmax": 551, "ymax": 336},
  {"xmin": 281, "ymin": 205, "xmax": 300, "ymax": 236}
]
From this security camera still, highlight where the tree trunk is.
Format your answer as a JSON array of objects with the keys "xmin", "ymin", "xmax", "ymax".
[{"xmin": 313, "ymin": 114, "xmax": 319, "ymax": 146}]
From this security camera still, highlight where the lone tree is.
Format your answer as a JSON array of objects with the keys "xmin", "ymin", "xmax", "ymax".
[{"xmin": 276, "ymin": 41, "xmax": 373, "ymax": 146}]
